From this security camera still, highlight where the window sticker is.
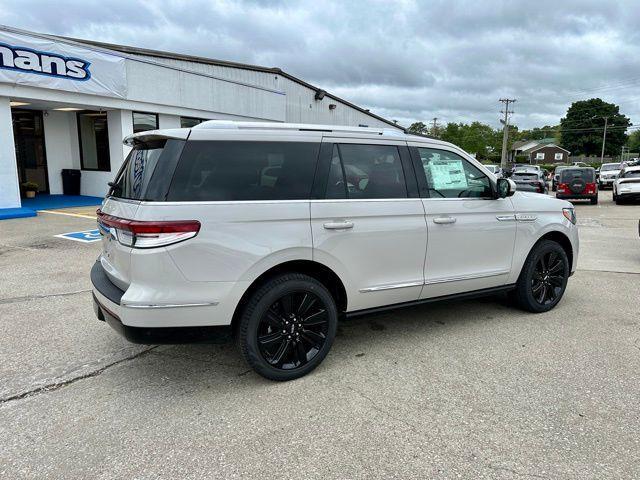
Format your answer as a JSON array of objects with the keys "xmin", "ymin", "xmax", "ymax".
[{"xmin": 427, "ymin": 159, "xmax": 468, "ymax": 190}]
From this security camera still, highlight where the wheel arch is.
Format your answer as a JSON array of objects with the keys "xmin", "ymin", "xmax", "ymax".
[
  {"xmin": 537, "ymin": 230, "xmax": 573, "ymax": 268},
  {"xmin": 230, "ymin": 260, "xmax": 347, "ymax": 335}
]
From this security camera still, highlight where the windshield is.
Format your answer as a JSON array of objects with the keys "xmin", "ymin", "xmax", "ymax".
[
  {"xmin": 109, "ymin": 139, "xmax": 185, "ymax": 200},
  {"xmin": 601, "ymin": 163, "xmax": 621, "ymax": 171}
]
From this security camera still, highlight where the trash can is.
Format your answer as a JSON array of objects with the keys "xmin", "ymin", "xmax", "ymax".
[{"xmin": 61, "ymin": 169, "xmax": 81, "ymax": 195}]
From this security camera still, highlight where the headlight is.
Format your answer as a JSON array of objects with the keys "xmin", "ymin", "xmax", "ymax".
[{"xmin": 563, "ymin": 207, "xmax": 576, "ymax": 225}]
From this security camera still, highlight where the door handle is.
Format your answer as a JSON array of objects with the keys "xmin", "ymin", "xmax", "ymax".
[
  {"xmin": 323, "ymin": 221, "xmax": 354, "ymax": 230},
  {"xmin": 433, "ymin": 216, "xmax": 456, "ymax": 224}
]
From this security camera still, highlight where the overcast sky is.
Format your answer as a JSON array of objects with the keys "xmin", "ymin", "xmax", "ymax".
[{"xmin": 2, "ymin": 0, "xmax": 640, "ymax": 129}]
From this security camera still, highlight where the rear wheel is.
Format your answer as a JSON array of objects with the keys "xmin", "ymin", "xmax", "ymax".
[
  {"xmin": 590, "ymin": 196, "xmax": 598, "ymax": 205},
  {"xmin": 237, "ymin": 273, "xmax": 338, "ymax": 381},
  {"xmin": 511, "ymin": 240, "xmax": 569, "ymax": 313}
]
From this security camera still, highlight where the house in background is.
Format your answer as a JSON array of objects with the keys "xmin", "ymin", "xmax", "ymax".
[{"xmin": 511, "ymin": 138, "xmax": 570, "ymax": 164}]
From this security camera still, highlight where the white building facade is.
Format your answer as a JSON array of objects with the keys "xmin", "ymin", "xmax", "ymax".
[{"xmin": 0, "ymin": 25, "xmax": 400, "ymax": 210}]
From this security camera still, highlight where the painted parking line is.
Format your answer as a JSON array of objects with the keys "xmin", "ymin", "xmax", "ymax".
[
  {"xmin": 55, "ymin": 229, "xmax": 101, "ymax": 243},
  {"xmin": 40, "ymin": 209, "xmax": 97, "ymax": 220}
]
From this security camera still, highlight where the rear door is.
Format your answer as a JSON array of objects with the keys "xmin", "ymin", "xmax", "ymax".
[
  {"xmin": 310, "ymin": 138, "xmax": 427, "ymax": 312},
  {"xmin": 409, "ymin": 143, "xmax": 517, "ymax": 298}
]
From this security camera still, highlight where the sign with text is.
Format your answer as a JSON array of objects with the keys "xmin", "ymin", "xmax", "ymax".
[{"xmin": 0, "ymin": 28, "xmax": 126, "ymax": 98}]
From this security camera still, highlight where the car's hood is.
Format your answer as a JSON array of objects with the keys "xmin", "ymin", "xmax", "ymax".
[
  {"xmin": 510, "ymin": 190, "xmax": 572, "ymax": 211},
  {"xmin": 600, "ymin": 170, "xmax": 621, "ymax": 176}
]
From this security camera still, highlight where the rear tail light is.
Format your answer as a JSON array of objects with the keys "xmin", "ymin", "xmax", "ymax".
[
  {"xmin": 97, "ymin": 210, "xmax": 200, "ymax": 248},
  {"xmin": 557, "ymin": 183, "xmax": 568, "ymax": 193},
  {"xmin": 585, "ymin": 182, "xmax": 597, "ymax": 194}
]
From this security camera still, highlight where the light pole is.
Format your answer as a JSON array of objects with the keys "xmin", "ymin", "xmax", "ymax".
[{"xmin": 600, "ymin": 116, "xmax": 609, "ymax": 163}]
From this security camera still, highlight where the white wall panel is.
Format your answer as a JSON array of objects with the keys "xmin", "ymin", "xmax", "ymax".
[{"xmin": 0, "ymin": 97, "xmax": 20, "ymax": 208}]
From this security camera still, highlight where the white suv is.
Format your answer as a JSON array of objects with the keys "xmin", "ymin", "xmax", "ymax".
[{"xmin": 92, "ymin": 121, "xmax": 579, "ymax": 380}]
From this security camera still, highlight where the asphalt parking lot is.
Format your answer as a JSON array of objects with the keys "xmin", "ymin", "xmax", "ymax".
[{"xmin": 1, "ymin": 192, "xmax": 639, "ymax": 479}]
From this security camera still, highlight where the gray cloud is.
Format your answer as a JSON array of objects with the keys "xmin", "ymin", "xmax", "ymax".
[{"xmin": 2, "ymin": 0, "xmax": 640, "ymax": 128}]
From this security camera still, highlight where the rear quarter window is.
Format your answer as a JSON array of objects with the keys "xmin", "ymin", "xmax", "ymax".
[{"xmin": 167, "ymin": 141, "xmax": 321, "ymax": 201}]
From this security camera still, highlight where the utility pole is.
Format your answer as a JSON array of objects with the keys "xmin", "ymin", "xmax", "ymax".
[
  {"xmin": 499, "ymin": 99, "xmax": 516, "ymax": 169},
  {"xmin": 600, "ymin": 116, "xmax": 609, "ymax": 163},
  {"xmin": 431, "ymin": 117, "xmax": 440, "ymax": 138}
]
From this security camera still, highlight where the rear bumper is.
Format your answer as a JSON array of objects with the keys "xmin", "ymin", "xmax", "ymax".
[
  {"xmin": 556, "ymin": 193, "xmax": 597, "ymax": 200},
  {"xmin": 617, "ymin": 191, "xmax": 640, "ymax": 201},
  {"xmin": 91, "ymin": 261, "xmax": 231, "ymax": 344}
]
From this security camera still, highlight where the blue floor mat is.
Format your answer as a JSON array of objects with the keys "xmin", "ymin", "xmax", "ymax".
[{"xmin": 20, "ymin": 194, "xmax": 103, "ymax": 211}]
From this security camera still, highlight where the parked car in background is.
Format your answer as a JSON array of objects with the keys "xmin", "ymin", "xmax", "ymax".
[
  {"xmin": 572, "ymin": 161, "xmax": 589, "ymax": 167},
  {"xmin": 598, "ymin": 162, "xmax": 622, "ymax": 189},
  {"xmin": 484, "ymin": 164, "xmax": 503, "ymax": 178},
  {"xmin": 552, "ymin": 165, "xmax": 570, "ymax": 191},
  {"xmin": 613, "ymin": 165, "xmax": 640, "ymax": 204},
  {"xmin": 511, "ymin": 167, "xmax": 548, "ymax": 194},
  {"xmin": 556, "ymin": 167, "xmax": 598, "ymax": 204},
  {"xmin": 90, "ymin": 121, "xmax": 579, "ymax": 381}
]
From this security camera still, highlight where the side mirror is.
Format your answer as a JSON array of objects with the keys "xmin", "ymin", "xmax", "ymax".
[{"xmin": 496, "ymin": 178, "xmax": 516, "ymax": 198}]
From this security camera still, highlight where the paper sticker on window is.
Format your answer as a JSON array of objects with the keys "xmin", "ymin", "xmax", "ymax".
[{"xmin": 428, "ymin": 160, "xmax": 468, "ymax": 190}]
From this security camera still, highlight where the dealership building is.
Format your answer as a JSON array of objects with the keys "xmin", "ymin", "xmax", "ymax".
[{"xmin": 0, "ymin": 25, "xmax": 400, "ymax": 211}]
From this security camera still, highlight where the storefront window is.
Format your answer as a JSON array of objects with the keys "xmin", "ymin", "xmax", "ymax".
[
  {"xmin": 77, "ymin": 111, "xmax": 110, "ymax": 171},
  {"xmin": 180, "ymin": 117, "xmax": 205, "ymax": 128},
  {"xmin": 132, "ymin": 112, "xmax": 159, "ymax": 133}
]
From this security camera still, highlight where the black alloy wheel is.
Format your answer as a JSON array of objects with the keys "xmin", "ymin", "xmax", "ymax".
[
  {"xmin": 512, "ymin": 239, "xmax": 570, "ymax": 313},
  {"xmin": 530, "ymin": 250, "xmax": 566, "ymax": 306},
  {"xmin": 237, "ymin": 273, "xmax": 338, "ymax": 381},
  {"xmin": 257, "ymin": 291, "xmax": 329, "ymax": 369}
]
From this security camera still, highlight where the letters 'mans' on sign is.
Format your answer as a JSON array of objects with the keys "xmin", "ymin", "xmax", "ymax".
[{"xmin": 0, "ymin": 42, "xmax": 91, "ymax": 81}]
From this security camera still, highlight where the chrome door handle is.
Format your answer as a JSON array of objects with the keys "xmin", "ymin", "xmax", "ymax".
[
  {"xmin": 433, "ymin": 216, "xmax": 456, "ymax": 224},
  {"xmin": 323, "ymin": 221, "xmax": 354, "ymax": 230}
]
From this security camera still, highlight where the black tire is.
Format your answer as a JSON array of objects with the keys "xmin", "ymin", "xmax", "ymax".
[
  {"xmin": 511, "ymin": 240, "xmax": 570, "ymax": 313},
  {"xmin": 237, "ymin": 273, "xmax": 338, "ymax": 381},
  {"xmin": 616, "ymin": 196, "xmax": 623, "ymax": 205},
  {"xmin": 590, "ymin": 196, "xmax": 598, "ymax": 205},
  {"xmin": 612, "ymin": 190, "xmax": 617, "ymax": 201}
]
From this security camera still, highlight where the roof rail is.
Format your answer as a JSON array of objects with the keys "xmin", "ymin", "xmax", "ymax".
[{"xmin": 193, "ymin": 120, "xmax": 402, "ymax": 135}]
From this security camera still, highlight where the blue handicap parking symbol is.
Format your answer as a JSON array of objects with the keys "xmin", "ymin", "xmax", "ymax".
[{"xmin": 55, "ymin": 229, "xmax": 101, "ymax": 243}]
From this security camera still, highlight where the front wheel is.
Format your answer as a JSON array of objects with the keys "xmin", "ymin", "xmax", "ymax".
[
  {"xmin": 237, "ymin": 273, "xmax": 338, "ymax": 381},
  {"xmin": 511, "ymin": 240, "xmax": 570, "ymax": 313}
]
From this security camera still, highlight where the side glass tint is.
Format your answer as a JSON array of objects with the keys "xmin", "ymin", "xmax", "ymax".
[
  {"xmin": 417, "ymin": 148, "xmax": 492, "ymax": 198},
  {"xmin": 337, "ymin": 144, "xmax": 407, "ymax": 199},
  {"xmin": 325, "ymin": 145, "xmax": 347, "ymax": 199}
]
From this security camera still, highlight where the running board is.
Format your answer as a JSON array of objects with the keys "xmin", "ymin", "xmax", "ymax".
[{"xmin": 345, "ymin": 284, "xmax": 516, "ymax": 318}]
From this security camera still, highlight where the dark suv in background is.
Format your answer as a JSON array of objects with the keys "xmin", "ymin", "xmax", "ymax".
[{"xmin": 556, "ymin": 167, "xmax": 598, "ymax": 204}]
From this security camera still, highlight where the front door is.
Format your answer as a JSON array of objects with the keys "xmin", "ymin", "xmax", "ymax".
[
  {"xmin": 12, "ymin": 109, "xmax": 49, "ymax": 194},
  {"xmin": 409, "ymin": 144, "xmax": 517, "ymax": 298},
  {"xmin": 310, "ymin": 139, "xmax": 427, "ymax": 312}
]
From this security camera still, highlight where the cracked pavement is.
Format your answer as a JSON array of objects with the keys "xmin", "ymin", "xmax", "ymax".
[{"xmin": 1, "ymin": 191, "xmax": 639, "ymax": 479}]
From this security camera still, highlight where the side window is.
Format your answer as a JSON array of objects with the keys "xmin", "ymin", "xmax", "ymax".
[
  {"xmin": 327, "ymin": 144, "xmax": 407, "ymax": 199},
  {"xmin": 325, "ymin": 145, "xmax": 347, "ymax": 199},
  {"xmin": 416, "ymin": 148, "xmax": 493, "ymax": 198},
  {"xmin": 167, "ymin": 141, "xmax": 320, "ymax": 201}
]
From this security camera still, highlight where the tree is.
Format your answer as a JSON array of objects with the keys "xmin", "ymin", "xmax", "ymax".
[
  {"xmin": 439, "ymin": 122, "xmax": 502, "ymax": 159},
  {"xmin": 407, "ymin": 122, "xmax": 428, "ymax": 135},
  {"xmin": 627, "ymin": 130, "xmax": 640, "ymax": 153},
  {"xmin": 516, "ymin": 125, "xmax": 560, "ymax": 143},
  {"xmin": 560, "ymin": 98, "xmax": 631, "ymax": 156}
]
